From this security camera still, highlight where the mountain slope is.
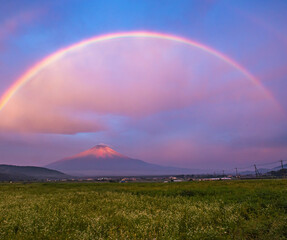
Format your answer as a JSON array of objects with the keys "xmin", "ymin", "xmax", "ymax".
[
  {"xmin": 46, "ymin": 144, "xmax": 193, "ymax": 176},
  {"xmin": 0, "ymin": 164, "xmax": 69, "ymax": 181}
]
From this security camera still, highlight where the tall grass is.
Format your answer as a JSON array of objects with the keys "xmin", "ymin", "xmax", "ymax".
[{"xmin": 0, "ymin": 180, "xmax": 286, "ymax": 239}]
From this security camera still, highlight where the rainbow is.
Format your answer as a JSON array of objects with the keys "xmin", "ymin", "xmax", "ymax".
[{"xmin": 0, "ymin": 31, "xmax": 278, "ymax": 111}]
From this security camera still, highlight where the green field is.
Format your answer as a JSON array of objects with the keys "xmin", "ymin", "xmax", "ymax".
[{"xmin": 0, "ymin": 180, "xmax": 286, "ymax": 240}]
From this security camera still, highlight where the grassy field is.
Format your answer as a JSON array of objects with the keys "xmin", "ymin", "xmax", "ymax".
[{"xmin": 0, "ymin": 180, "xmax": 286, "ymax": 240}]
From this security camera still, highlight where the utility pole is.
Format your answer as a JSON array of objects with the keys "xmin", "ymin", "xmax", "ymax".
[
  {"xmin": 254, "ymin": 164, "xmax": 260, "ymax": 177},
  {"xmin": 280, "ymin": 160, "xmax": 284, "ymax": 170},
  {"xmin": 235, "ymin": 168, "xmax": 238, "ymax": 178},
  {"xmin": 222, "ymin": 170, "xmax": 225, "ymax": 177},
  {"xmin": 280, "ymin": 160, "xmax": 286, "ymax": 178}
]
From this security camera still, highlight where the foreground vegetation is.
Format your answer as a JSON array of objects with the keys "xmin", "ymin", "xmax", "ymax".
[{"xmin": 0, "ymin": 180, "xmax": 286, "ymax": 240}]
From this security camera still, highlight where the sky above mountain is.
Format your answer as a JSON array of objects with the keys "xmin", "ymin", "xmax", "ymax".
[{"xmin": 0, "ymin": 0, "xmax": 287, "ymax": 171}]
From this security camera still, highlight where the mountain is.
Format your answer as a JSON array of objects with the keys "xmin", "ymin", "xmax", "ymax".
[
  {"xmin": 46, "ymin": 144, "xmax": 194, "ymax": 176},
  {"xmin": 0, "ymin": 164, "xmax": 69, "ymax": 181}
]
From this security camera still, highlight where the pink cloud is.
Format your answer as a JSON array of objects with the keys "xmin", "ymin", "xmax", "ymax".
[{"xmin": 0, "ymin": 37, "xmax": 276, "ymax": 135}]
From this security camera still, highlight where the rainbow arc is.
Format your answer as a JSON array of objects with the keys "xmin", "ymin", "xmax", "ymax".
[{"xmin": 0, "ymin": 31, "xmax": 279, "ymax": 111}]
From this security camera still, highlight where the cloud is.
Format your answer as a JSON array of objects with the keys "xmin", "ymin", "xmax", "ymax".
[
  {"xmin": 1, "ymin": 36, "xmax": 286, "ymax": 168},
  {"xmin": 0, "ymin": 37, "xmax": 275, "ymax": 135}
]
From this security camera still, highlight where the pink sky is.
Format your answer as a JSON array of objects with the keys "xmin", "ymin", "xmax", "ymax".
[
  {"xmin": 0, "ymin": 37, "xmax": 286, "ymax": 170},
  {"xmin": 1, "ymin": 1, "xmax": 287, "ymax": 172}
]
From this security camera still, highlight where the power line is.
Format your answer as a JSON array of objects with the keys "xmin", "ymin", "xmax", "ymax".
[
  {"xmin": 236, "ymin": 160, "xmax": 285, "ymax": 171},
  {"xmin": 209, "ymin": 159, "xmax": 286, "ymax": 177}
]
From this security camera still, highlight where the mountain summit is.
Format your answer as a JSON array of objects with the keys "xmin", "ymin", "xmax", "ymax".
[
  {"xmin": 46, "ymin": 144, "xmax": 192, "ymax": 176},
  {"xmin": 71, "ymin": 144, "xmax": 127, "ymax": 159}
]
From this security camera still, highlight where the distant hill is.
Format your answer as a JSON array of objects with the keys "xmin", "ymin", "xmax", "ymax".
[
  {"xmin": 268, "ymin": 168, "xmax": 287, "ymax": 176},
  {"xmin": 272, "ymin": 164, "xmax": 287, "ymax": 171},
  {"xmin": 238, "ymin": 163, "xmax": 287, "ymax": 176},
  {"xmin": 238, "ymin": 168, "xmax": 270, "ymax": 175},
  {"xmin": 0, "ymin": 164, "xmax": 69, "ymax": 181},
  {"xmin": 46, "ymin": 144, "xmax": 195, "ymax": 176}
]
